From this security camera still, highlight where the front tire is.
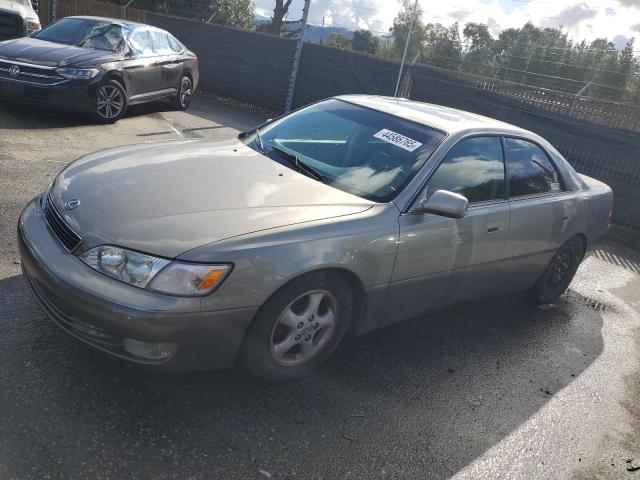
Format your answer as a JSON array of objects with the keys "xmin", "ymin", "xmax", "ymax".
[
  {"xmin": 93, "ymin": 80, "xmax": 127, "ymax": 124},
  {"xmin": 529, "ymin": 236, "xmax": 585, "ymax": 304},
  {"xmin": 240, "ymin": 272, "xmax": 353, "ymax": 382}
]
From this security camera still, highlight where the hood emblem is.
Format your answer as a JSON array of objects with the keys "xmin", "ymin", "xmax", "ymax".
[
  {"xmin": 64, "ymin": 199, "xmax": 81, "ymax": 211},
  {"xmin": 9, "ymin": 65, "xmax": 20, "ymax": 78}
]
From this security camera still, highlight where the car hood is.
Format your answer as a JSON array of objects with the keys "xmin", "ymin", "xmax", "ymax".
[
  {"xmin": 0, "ymin": 37, "xmax": 117, "ymax": 68},
  {"xmin": 0, "ymin": 0, "xmax": 34, "ymax": 19},
  {"xmin": 50, "ymin": 139, "xmax": 374, "ymax": 258}
]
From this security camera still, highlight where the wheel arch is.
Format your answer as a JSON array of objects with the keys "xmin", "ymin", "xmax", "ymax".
[
  {"xmin": 253, "ymin": 266, "xmax": 368, "ymax": 335},
  {"xmin": 101, "ymin": 70, "xmax": 128, "ymax": 93},
  {"xmin": 574, "ymin": 232, "xmax": 588, "ymax": 259}
]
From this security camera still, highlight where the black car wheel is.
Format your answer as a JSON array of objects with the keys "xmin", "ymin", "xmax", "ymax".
[
  {"xmin": 240, "ymin": 271, "xmax": 353, "ymax": 382},
  {"xmin": 172, "ymin": 75, "xmax": 193, "ymax": 110},
  {"xmin": 94, "ymin": 80, "xmax": 127, "ymax": 124},
  {"xmin": 528, "ymin": 236, "xmax": 585, "ymax": 304}
]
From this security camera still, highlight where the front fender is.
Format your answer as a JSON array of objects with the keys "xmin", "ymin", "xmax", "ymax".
[{"xmin": 180, "ymin": 204, "xmax": 400, "ymax": 313}]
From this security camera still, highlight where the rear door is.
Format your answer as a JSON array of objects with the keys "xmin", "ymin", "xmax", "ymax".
[
  {"xmin": 150, "ymin": 30, "xmax": 182, "ymax": 92},
  {"xmin": 124, "ymin": 29, "xmax": 164, "ymax": 97},
  {"xmin": 502, "ymin": 137, "xmax": 576, "ymax": 290},
  {"xmin": 384, "ymin": 136, "xmax": 511, "ymax": 325}
]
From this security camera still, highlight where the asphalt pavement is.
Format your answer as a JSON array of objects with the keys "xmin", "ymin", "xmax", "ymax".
[{"xmin": 0, "ymin": 96, "xmax": 639, "ymax": 480}]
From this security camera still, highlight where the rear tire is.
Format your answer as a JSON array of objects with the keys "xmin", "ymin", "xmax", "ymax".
[
  {"xmin": 92, "ymin": 79, "xmax": 127, "ymax": 124},
  {"xmin": 172, "ymin": 75, "xmax": 193, "ymax": 110},
  {"xmin": 528, "ymin": 236, "xmax": 585, "ymax": 304},
  {"xmin": 240, "ymin": 271, "xmax": 353, "ymax": 382}
]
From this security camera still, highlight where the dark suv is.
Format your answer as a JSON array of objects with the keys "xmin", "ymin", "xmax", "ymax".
[{"xmin": 0, "ymin": 16, "xmax": 199, "ymax": 123}]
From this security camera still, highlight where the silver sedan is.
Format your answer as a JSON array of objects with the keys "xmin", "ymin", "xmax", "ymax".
[{"xmin": 19, "ymin": 95, "xmax": 613, "ymax": 381}]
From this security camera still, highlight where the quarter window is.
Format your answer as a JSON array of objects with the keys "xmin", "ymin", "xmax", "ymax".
[
  {"xmin": 426, "ymin": 136, "xmax": 506, "ymax": 203},
  {"xmin": 505, "ymin": 138, "xmax": 562, "ymax": 197},
  {"xmin": 167, "ymin": 34, "xmax": 183, "ymax": 54}
]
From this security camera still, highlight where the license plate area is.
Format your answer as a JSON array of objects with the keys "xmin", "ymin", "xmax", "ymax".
[{"xmin": 0, "ymin": 82, "xmax": 25, "ymax": 96}]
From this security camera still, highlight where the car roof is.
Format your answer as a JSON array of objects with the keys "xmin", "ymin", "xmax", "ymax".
[
  {"xmin": 336, "ymin": 94, "xmax": 529, "ymax": 136},
  {"xmin": 64, "ymin": 16, "xmax": 146, "ymax": 30}
]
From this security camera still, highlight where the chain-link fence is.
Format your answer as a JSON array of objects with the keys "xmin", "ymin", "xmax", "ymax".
[{"xmin": 33, "ymin": 0, "xmax": 640, "ymax": 227}]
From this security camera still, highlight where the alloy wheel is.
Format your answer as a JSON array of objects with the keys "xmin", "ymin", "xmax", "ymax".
[
  {"xmin": 270, "ymin": 289, "xmax": 338, "ymax": 366},
  {"xmin": 180, "ymin": 77, "xmax": 192, "ymax": 107},
  {"xmin": 97, "ymin": 85, "xmax": 124, "ymax": 120},
  {"xmin": 548, "ymin": 248, "xmax": 575, "ymax": 288}
]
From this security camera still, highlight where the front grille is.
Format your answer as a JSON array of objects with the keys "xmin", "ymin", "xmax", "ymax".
[
  {"xmin": 42, "ymin": 194, "xmax": 82, "ymax": 252},
  {"xmin": 0, "ymin": 60, "xmax": 64, "ymax": 85},
  {"xmin": 0, "ymin": 11, "xmax": 24, "ymax": 41}
]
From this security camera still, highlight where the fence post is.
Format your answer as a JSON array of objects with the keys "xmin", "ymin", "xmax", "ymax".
[
  {"xmin": 50, "ymin": 0, "xmax": 58, "ymax": 22},
  {"xmin": 284, "ymin": 0, "xmax": 310, "ymax": 113}
]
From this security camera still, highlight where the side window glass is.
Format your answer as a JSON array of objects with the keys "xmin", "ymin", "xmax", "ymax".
[
  {"xmin": 129, "ymin": 30, "xmax": 154, "ymax": 57},
  {"xmin": 505, "ymin": 138, "xmax": 563, "ymax": 197},
  {"xmin": 150, "ymin": 31, "xmax": 174, "ymax": 56},
  {"xmin": 167, "ymin": 34, "xmax": 183, "ymax": 54},
  {"xmin": 426, "ymin": 136, "xmax": 505, "ymax": 203}
]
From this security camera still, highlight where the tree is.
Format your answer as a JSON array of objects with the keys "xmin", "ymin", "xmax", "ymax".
[
  {"xmin": 325, "ymin": 32, "xmax": 352, "ymax": 50},
  {"xmin": 206, "ymin": 0, "xmax": 254, "ymax": 30},
  {"xmin": 461, "ymin": 22, "xmax": 495, "ymax": 75},
  {"xmin": 104, "ymin": 0, "xmax": 254, "ymax": 29},
  {"xmin": 423, "ymin": 22, "xmax": 462, "ymax": 69},
  {"xmin": 352, "ymin": 30, "xmax": 379, "ymax": 54},
  {"xmin": 389, "ymin": 0, "xmax": 427, "ymax": 61},
  {"xmin": 261, "ymin": 0, "xmax": 308, "ymax": 36}
]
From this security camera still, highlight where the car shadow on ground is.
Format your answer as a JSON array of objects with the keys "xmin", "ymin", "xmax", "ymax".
[
  {"xmin": 0, "ymin": 95, "xmax": 263, "ymax": 132},
  {"xmin": 0, "ymin": 272, "xmax": 604, "ymax": 479},
  {"xmin": 0, "ymin": 100, "xmax": 168, "ymax": 129}
]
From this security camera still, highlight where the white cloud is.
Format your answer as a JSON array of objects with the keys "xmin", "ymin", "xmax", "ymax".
[
  {"xmin": 540, "ymin": 3, "xmax": 598, "ymax": 28},
  {"xmin": 253, "ymin": 0, "xmax": 640, "ymax": 46}
]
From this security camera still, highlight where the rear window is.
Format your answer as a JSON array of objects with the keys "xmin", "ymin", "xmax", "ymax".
[{"xmin": 505, "ymin": 138, "xmax": 563, "ymax": 197}]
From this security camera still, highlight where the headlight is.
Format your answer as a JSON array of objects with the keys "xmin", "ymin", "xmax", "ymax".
[
  {"xmin": 26, "ymin": 20, "xmax": 41, "ymax": 33},
  {"xmin": 56, "ymin": 68, "xmax": 99, "ymax": 80},
  {"xmin": 80, "ymin": 245, "xmax": 231, "ymax": 296}
]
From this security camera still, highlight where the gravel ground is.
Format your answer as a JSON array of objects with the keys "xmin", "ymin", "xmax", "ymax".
[{"xmin": 0, "ymin": 97, "xmax": 638, "ymax": 480}]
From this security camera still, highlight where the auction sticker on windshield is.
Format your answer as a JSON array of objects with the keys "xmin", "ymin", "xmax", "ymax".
[{"xmin": 373, "ymin": 129, "xmax": 423, "ymax": 152}]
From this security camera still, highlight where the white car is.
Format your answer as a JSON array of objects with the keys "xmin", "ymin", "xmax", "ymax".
[{"xmin": 0, "ymin": 0, "xmax": 40, "ymax": 41}]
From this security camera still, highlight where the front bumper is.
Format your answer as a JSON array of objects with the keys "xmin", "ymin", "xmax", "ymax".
[
  {"xmin": 18, "ymin": 198, "xmax": 258, "ymax": 371},
  {"xmin": 0, "ymin": 76, "xmax": 95, "ymax": 112}
]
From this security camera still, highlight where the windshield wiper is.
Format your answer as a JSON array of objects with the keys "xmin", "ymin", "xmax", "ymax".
[{"xmin": 270, "ymin": 144, "xmax": 325, "ymax": 182}]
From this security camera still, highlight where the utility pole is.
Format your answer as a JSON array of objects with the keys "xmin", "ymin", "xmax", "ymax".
[
  {"xmin": 320, "ymin": 16, "xmax": 325, "ymax": 45},
  {"xmin": 284, "ymin": 0, "xmax": 310, "ymax": 112},
  {"xmin": 394, "ymin": 0, "xmax": 419, "ymax": 98},
  {"xmin": 50, "ymin": 0, "xmax": 58, "ymax": 22}
]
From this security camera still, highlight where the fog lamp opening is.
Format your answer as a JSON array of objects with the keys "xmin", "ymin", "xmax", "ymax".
[{"xmin": 123, "ymin": 338, "xmax": 177, "ymax": 360}]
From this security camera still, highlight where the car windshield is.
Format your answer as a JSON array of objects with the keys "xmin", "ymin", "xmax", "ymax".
[
  {"xmin": 34, "ymin": 18, "xmax": 128, "ymax": 51},
  {"xmin": 245, "ymin": 99, "xmax": 446, "ymax": 202}
]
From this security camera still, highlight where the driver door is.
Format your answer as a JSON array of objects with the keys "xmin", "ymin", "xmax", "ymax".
[{"xmin": 383, "ymin": 136, "xmax": 511, "ymax": 326}]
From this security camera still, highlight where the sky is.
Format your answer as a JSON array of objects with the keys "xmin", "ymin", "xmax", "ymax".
[{"xmin": 253, "ymin": 0, "xmax": 640, "ymax": 50}]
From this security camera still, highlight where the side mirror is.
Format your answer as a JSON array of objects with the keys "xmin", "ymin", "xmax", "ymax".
[{"xmin": 420, "ymin": 190, "xmax": 469, "ymax": 219}]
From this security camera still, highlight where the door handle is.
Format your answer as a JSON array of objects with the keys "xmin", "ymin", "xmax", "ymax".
[{"xmin": 487, "ymin": 221, "xmax": 503, "ymax": 233}]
